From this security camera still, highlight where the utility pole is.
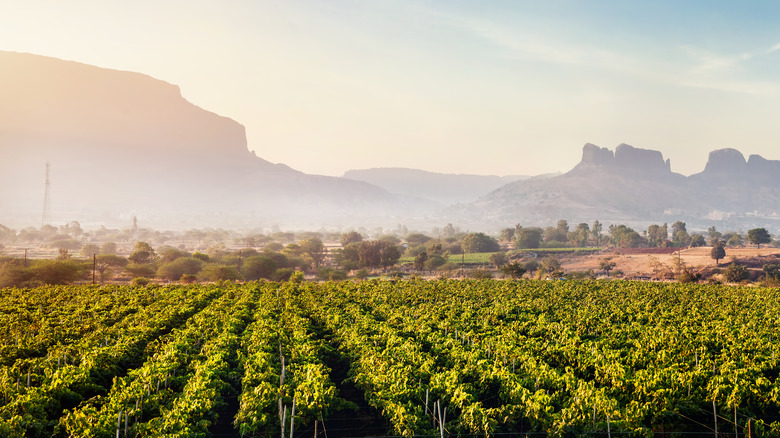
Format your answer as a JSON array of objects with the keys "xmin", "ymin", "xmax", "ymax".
[
  {"xmin": 92, "ymin": 254, "xmax": 97, "ymax": 284},
  {"xmin": 42, "ymin": 162, "xmax": 51, "ymax": 226}
]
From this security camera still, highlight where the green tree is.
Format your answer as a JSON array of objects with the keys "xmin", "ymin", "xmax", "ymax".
[
  {"xmin": 317, "ymin": 267, "xmax": 348, "ymax": 281},
  {"xmin": 125, "ymin": 263, "xmax": 156, "ymax": 278},
  {"xmin": 647, "ymin": 224, "xmax": 668, "ymax": 247},
  {"xmin": 31, "ymin": 260, "xmax": 87, "ymax": 285},
  {"xmin": 199, "ymin": 264, "xmax": 240, "ymax": 281},
  {"xmin": 540, "ymin": 256, "xmax": 563, "ymax": 278},
  {"xmin": 378, "ymin": 242, "xmax": 402, "ymax": 268},
  {"xmin": 500, "ymin": 262, "xmax": 526, "ymax": 279},
  {"xmin": 711, "ymin": 243, "xmax": 726, "ymax": 265},
  {"xmin": 515, "ymin": 228, "xmax": 542, "ymax": 249},
  {"xmin": 522, "ymin": 260, "xmax": 540, "ymax": 274},
  {"xmin": 0, "ymin": 224, "xmax": 16, "ymax": 244},
  {"xmin": 543, "ymin": 223, "xmax": 568, "ymax": 244},
  {"xmin": 128, "ymin": 241, "xmax": 156, "ymax": 264},
  {"xmin": 334, "ymin": 242, "xmax": 361, "ymax": 270},
  {"xmin": 156, "ymin": 246, "xmax": 188, "ymax": 263},
  {"xmin": 591, "ymin": 220, "xmax": 603, "ymax": 246},
  {"xmin": 242, "ymin": 255, "xmax": 278, "ymax": 281},
  {"xmin": 499, "ymin": 228, "xmax": 515, "ymax": 243},
  {"xmin": 424, "ymin": 254, "xmax": 447, "ymax": 271},
  {"xmin": 461, "ymin": 233, "xmax": 500, "ymax": 253},
  {"xmin": 724, "ymin": 264, "xmax": 749, "ymax": 283},
  {"xmin": 299, "ymin": 238, "xmax": 327, "ymax": 268},
  {"xmin": 157, "ymin": 257, "xmax": 203, "ymax": 281},
  {"xmin": 413, "ymin": 251, "xmax": 428, "ymax": 271},
  {"xmin": 0, "ymin": 260, "xmax": 34, "ymax": 288},
  {"xmin": 707, "ymin": 226, "xmax": 722, "ymax": 246},
  {"xmin": 569, "ymin": 223, "xmax": 590, "ymax": 247},
  {"xmin": 80, "ymin": 244, "xmax": 100, "ymax": 258},
  {"xmin": 609, "ymin": 224, "xmax": 642, "ymax": 248},
  {"xmin": 283, "ymin": 243, "xmax": 304, "ymax": 258},
  {"xmin": 358, "ymin": 240, "xmax": 401, "ymax": 269},
  {"xmin": 50, "ymin": 238, "xmax": 81, "ymax": 251},
  {"xmin": 748, "ymin": 228, "xmax": 772, "ymax": 248},
  {"xmin": 489, "ymin": 252, "xmax": 508, "ymax": 268},
  {"xmin": 263, "ymin": 242, "xmax": 284, "ymax": 253},
  {"xmin": 763, "ymin": 264, "xmax": 780, "ymax": 280},
  {"xmin": 690, "ymin": 234, "xmax": 706, "ymax": 247},
  {"xmin": 95, "ymin": 254, "xmax": 127, "ymax": 283},
  {"xmin": 725, "ymin": 232, "xmax": 744, "ymax": 247},
  {"xmin": 192, "ymin": 252, "xmax": 210, "ymax": 262},
  {"xmin": 100, "ymin": 241, "xmax": 117, "ymax": 255},
  {"xmin": 405, "ymin": 233, "xmax": 431, "ymax": 246},
  {"xmin": 599, "ymin": 257, "xmax": 617, "ymax": 276},
  {"xmin": 340, "ymin": 231, "xmax": 363, "ymax": 247},
  {"xmin": 674, "ymin": 230, "xmax": 691, "ymax": 247}
]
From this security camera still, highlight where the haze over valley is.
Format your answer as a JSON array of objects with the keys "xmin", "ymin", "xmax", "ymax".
[{"xmin": 2, "ymin": 50, "xmax": 780, "ymax": 234}]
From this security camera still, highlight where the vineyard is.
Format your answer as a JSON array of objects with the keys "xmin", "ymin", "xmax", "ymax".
[{"xmin": 2, "ymin": 279, "xmax": 780, "ymax": 437}]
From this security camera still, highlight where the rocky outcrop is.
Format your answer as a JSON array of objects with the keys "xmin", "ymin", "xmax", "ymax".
[
  {"xmin": 462, "ymin": 142, "xmax": 780, "ymax": 227},
  {"xmin": 580, "ymin": 143, "xmax": 614, "ymax": 166},
  {"xmin": 700, "ymin": 148, "xmax": 748, "ymax": 175},
  {"xmin": 570, "ymin": 143, "xmax": 675, "ymax": 180},
  {"xmin": 747, "ymin": 155, "xmax": 780, "ymax": 185},
  {"xmin": 614, "ymin": 143, "xmax": 671, "ymax": 174}
]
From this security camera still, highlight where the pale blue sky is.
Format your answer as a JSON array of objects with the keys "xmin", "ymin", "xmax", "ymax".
[{"xmin": 3, "ymin": 0, "xmax": 780, "ymax": 176}]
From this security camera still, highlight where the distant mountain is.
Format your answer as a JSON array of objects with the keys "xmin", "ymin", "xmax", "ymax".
[
  {"xmin": 460, "ymin": 143, "xmax": 780, "ymax": 228},
  {"xmin": 688, "ymin": 148, "xmax": 780, "ymax": 217},
  {"xmin": 0, "ymin": 51, "xmax": 433, "ymax": 228},
  {"xmin": 4, "ymin": 52, "xmax": 779, "ymax": 231},
  {"xmin": 343, "ymin": 168, "xmax": 534, "ymax": 205}
]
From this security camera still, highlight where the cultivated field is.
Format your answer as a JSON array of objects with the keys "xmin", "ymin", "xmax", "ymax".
[
  {"xmin": 562, "ymin": 246, "xmax": 780, "ymax": 278},
  {"xmin": 3, "ymin": 279, "xmax": 780, "ymax": 436}
]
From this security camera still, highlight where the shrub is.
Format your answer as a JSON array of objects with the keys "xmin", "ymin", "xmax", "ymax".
[
  {"xmin": 500, "ymin": 262, "xmax": 526, "ymax": 279},
  {"xmin": 132, "ymin": 277, "xmax": 151, "ymax": 286},
  {"xmin": 31, "ymin": 260, "xmax": 88, "ymax": 285},
  {"xmin": 677, "ymin": 271, "xmax": 700, "ymax": 283},
  {"xmin": 273, "ymin": 268, "xmax": 294, "ymax": 282},
  {"xmin": 199, "ymin": 264, "xmax": 240, "ymax": 282},
  {"xmin": 468, "ymin": 269, "xmax": 493, "ymax": 279},
  {"xmin": 423, "ymin": 254, "xmax": 447, "ymax": 271},
  {"xmin": 724, "ymin": 264, "xmax": 750, "ymax": 283},
  {"xmin": 318, "ymin": 268, "xmax": 347, "ymax": 281},
  {"xmin": 288, "ymin": 271, "xmax": 304, "ymax": 283}
]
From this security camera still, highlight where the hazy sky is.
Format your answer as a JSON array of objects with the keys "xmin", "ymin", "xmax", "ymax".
[{"xmin": 4, "ymin": 0, "xmax": 780, "ymax": 177}]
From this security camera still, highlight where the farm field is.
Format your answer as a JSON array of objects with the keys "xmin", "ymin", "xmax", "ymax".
[
  {"xmin": 563, "ymin": 246, "xmax": 780, "ymax": 278},
  {"xmin": 2, "ymin": 279, "xmax": 780, "ymax": 437}
]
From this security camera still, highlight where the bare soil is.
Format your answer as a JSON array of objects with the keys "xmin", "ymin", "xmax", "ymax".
[{"xmin": 560, "ymin": 246, "xmax": 780, "ymax": 278}]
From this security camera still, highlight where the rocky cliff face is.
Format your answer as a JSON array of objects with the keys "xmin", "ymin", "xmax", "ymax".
[
  {"xmin": 614, "ymin": 143, "xmax": 671, "ymax": 174},
  {"xmin": 463, "ymin": 143, "xmax": 780, "ymax": 226},
  {"xmin": 699, "ymin": 149, "xmax": 748, "ymax": 175},
  {"xmin": 572, "ymin": 143, "xmax": 673, "ymax": 177},
  {"xmin": 579, "ymin": 143, "xmax": 614, "ymax": 166},
  {"xmin": 0, "ymin": 51, "xmax": 430, "ymax": 228}
]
